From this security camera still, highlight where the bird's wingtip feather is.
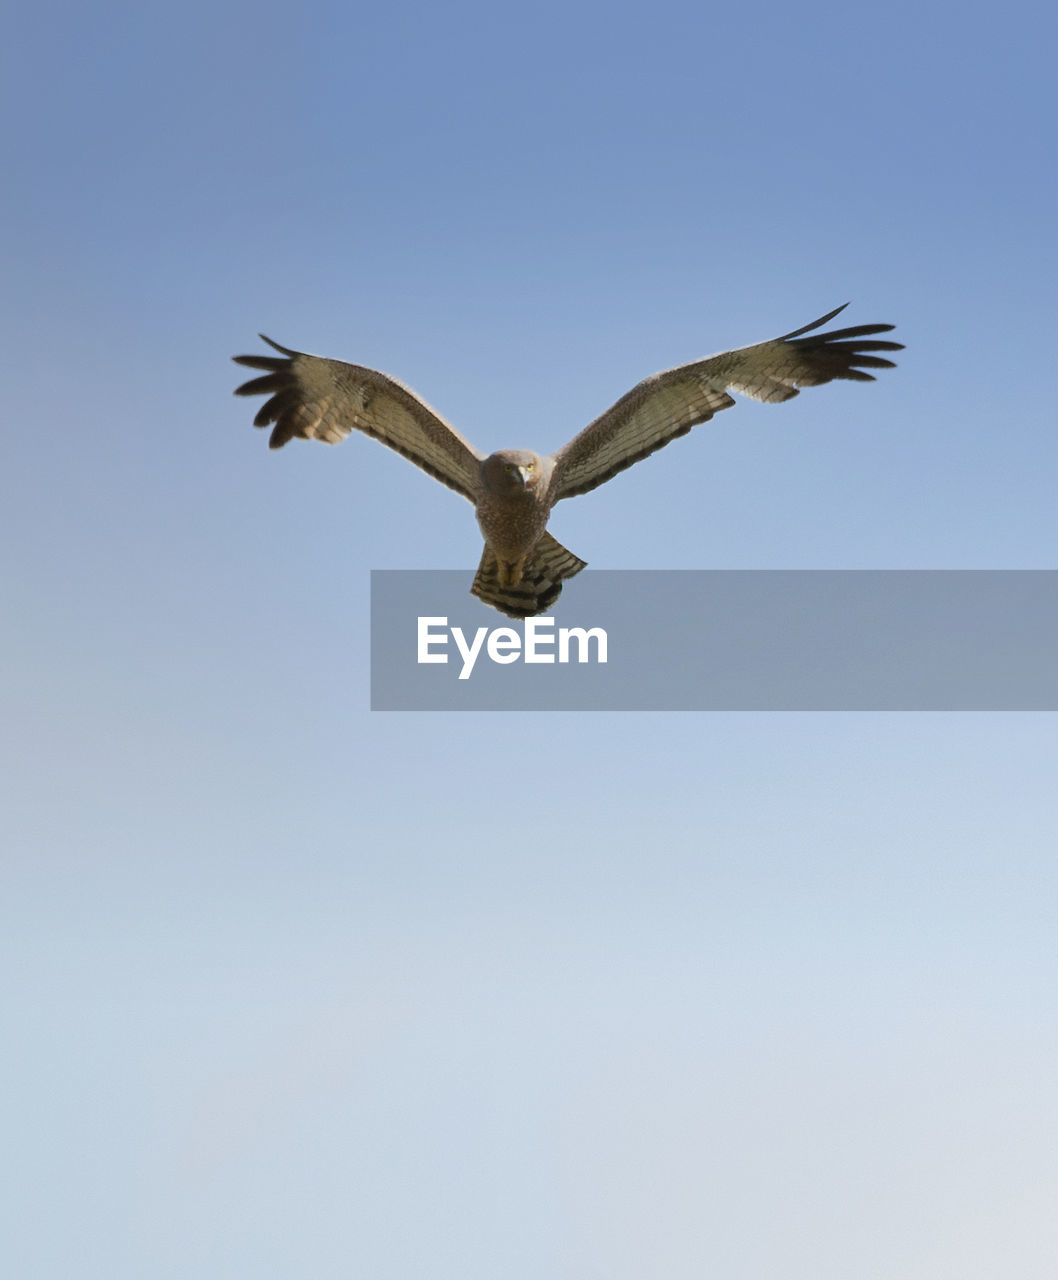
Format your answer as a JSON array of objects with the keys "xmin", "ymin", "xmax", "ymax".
[
  {"xmin": 258, "ymin": 333, "xmax": 300, "ymax": 357},
  {"xmin": 777, "ymin": 303, "xmax": 849, "ymax": 341}
]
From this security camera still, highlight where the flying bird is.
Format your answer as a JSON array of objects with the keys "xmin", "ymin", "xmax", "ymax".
[{"xmin": 233, "ymin": 304, "xmax": 902, "ymax": 617}]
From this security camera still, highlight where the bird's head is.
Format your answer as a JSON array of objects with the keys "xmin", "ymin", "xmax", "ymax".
[{"xmin": 482, "ymin": 450, "xmax": 544, "ymax": 494}]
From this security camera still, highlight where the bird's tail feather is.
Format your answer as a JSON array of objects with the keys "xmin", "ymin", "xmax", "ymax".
[{"xmin": 471, "ymin": 533, "xmax": 587, "ymax": 618}]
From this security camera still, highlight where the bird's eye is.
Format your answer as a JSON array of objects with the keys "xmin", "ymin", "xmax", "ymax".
[
  {"xmin": 504, "ymin": 464, "xmax": 513, "ymax": 472},
  {"xmin": 525, "ymin": 462, "xmax": 534, "ymax": 471}
]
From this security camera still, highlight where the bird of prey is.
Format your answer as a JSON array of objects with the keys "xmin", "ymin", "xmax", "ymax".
[{"xmin": 233, "ymin": 304, "xmax": 901, "ymax": 617}]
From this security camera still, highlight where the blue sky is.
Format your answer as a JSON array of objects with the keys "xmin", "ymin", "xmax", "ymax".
[{"xmin": 3, "ymin": 1, "xmax": 1057, "ymax": 1276}]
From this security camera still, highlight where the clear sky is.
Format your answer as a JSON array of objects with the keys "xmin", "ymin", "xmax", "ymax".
[{"xmin": 3, "ymin": 0, "xmax": 1057, "ymax": 1276}]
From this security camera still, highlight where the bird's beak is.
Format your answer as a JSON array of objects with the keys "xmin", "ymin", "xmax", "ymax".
[{"xmin": 516, "ymin": 466, "xmax": 530, "ymax": 487}]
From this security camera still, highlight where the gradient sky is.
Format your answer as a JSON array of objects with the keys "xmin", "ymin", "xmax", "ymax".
[{"xmin": 3, "ymin": 1, "xmax": 1057, "ymax": 1277}]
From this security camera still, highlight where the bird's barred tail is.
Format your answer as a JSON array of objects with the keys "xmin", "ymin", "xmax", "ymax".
[{"xmin": 471, "ymin": 533, "xmax": 587, "ymax": 619}]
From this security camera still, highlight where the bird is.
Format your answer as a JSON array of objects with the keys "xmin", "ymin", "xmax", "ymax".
[{"xmin": 233, "ymin": 304, "xmax": 902, "ymax": 617}]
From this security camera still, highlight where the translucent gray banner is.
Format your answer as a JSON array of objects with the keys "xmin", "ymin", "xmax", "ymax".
[{"xmin": 370, "ymin": 571, "xmax": 1058, "ymax": 711}]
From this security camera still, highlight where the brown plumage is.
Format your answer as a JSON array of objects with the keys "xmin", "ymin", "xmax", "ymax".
[{"xmin": 233, "ymin": 304, "xmax": 902, "ymax": 617}]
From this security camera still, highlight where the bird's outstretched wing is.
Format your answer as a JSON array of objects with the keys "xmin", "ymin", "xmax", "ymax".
[
  {"xmin": 549, "ymin": 305, "xmax": 903, "ymax": 501},
  {"xmin": 233, "ymin": 336, "xmax": 485, "ymax": 502}
]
